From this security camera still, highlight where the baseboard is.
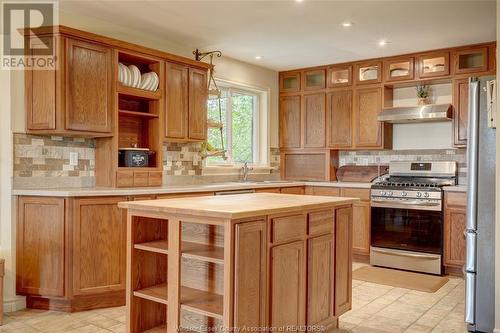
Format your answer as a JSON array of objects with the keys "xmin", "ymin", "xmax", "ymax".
[{"xmin": 3, "ymin": 296, "xmax": 26, "ymax": 312}]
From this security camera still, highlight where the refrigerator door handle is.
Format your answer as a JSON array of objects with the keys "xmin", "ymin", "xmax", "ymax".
[
  {"xmin": 466, "ymin": 78, "xmax": 480, "ymax": 231},
  {"xmin": 465, "ymin": 230, "xmax": 477, "ymax": 273},
  {"xmin": 465, "ymin": 272, "xmax": 476, "ymax": 324}
]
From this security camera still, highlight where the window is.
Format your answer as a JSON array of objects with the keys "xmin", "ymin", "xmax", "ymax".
[{"xmin": 207, "ymin": 83, "xmax": 265, "ymax": 166}]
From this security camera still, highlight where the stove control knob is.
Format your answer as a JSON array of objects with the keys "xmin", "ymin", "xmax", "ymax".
[
  {"xmin": 401, "ymin": 191, "xmax": 408, "ymax": 197},
  {"xmin": 416, "ymin": 192, "xmax": 422, "ymax": 198},
  {"xmin": 381, "ymin": 191, "xmax": 387, "ymax": 196},
  {"xmin": 424, "ymin": 192, "xmax": 430, "ymax": 198},
  {"xmin": 387, "ymin": 191, "xmax": 393, "ymax": 196}
]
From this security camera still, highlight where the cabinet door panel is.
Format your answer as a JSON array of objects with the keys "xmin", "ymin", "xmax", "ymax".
[
  {"xmin": 270, "ymin": 241, "xmax": 306, "ymax": 328},
  {"xmin": 72, "ymin": 197, "xmax": 126, "ymax": 295},
  {"xmin": 17, "ymin": 197, "xmax": 65, "ymax": 297},
  {"xmin": 65, "ymin": 38, "xmax": 112, "ymax": 133},
  {"xmin": 453, "ymin": 78, "xmax": 469, "ymax": 147},
  {"xmin": 307, "ymin": 234, "xmax": 333, "ymax": 325},
  {"xmin": 166, "ymin": 62, "xmax": 188, "ymax": 139},
  {"xmin": 188, "ymin": 68, "xmax": 208, "ymax": 140},
  {"xmin": 444, "ymin": 208, "xmax": 466, "ymax": 268},
  {"xmin": 327, "ymin": 90, "xmax": 352, "ymax": 148},
  {"xmin": 279, "ymin": 95, "xmax": 301, "ymax": 148},
  {"xmin": 354, "ymin": 87, "xmax": 382, "ymax": 148},
  {"xmin": 352, "ymin": 202, "xmax": 370, "ymax": 255},
  {"xmin": 334, "ymin": 206, "xmax": 352, "ymax": 316},
  {"xmin": 303, "ymin": 93, "xmax": 326, "ymax": 148},
  {"xmin": 234, "ymin": 221, "xmax": 266, "ymax": 328}
]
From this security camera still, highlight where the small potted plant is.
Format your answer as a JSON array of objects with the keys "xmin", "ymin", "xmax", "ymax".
[{"xmin": 416, "ymin": 85, "xmax": 431, "ymax": 105}]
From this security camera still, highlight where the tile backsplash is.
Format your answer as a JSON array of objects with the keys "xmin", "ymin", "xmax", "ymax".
[{"xmin": 339, "ymin": 149, "xmax": 467, "ymax": 185}]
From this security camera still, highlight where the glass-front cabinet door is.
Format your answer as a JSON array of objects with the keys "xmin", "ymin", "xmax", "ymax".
[
  {"xmin": 355, "ymin": 61, "xmax": 382, "ymax": 85},
  {"xmin": 327, "ymin": 65, "xmax": 352, "ymax": 87},
  {"xmin": 303, "ymin": 69, "xmax": 326, "ymax": 90},
  {"xmin": 417, "ymin": 52, "xmax": 450, "ymax": 78},
  {"xmin": 384, "ymin": 57, "xmax": 414, "ymax": 82},
  {"xmin": 452, "ymin": 47, "xmax": 488, "ymax": 75},
  {"xmin": 280, "ymin": 71, "xmax": 301, "ymax": 93}
]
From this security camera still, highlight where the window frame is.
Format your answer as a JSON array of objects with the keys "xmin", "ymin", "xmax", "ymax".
[{"xmin": 205, "ymin": 79, "xmax": 269, "ymax": 170}]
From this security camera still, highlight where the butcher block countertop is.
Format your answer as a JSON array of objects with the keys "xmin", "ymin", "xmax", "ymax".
[{"xmin": 118, "ymin": 192, "xmax": 359, "ymax": 219}]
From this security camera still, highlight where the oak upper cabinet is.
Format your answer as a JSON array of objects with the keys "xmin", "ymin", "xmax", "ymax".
[
  {"xmin": 303, "ymin": 93, "xmax": 326, "ymax": 148},
  {"xmin": 354, "ymin": 87, "xmax": 388, "ymax": 148},
  {"xmin": 327, "ymin": 89, "xmax": 352, "ymax": 148},
  {"xmin": 303, "ymin": 69, "xmax": 326, "ymax": 91},
  {"xmin": 165, "ymin": 63, "xmax": 208, "ymax": 141},
  {"xmin": 384, "ymin": 57, "xmax": 414, "ymax": 82},
  {"xmin": 269, "ymin": 240, "xmax": 306, "ymax": 328},
  {"xmin": 444, "ymin": 192, "xmax": 467, "ymax": 270},
  {"xmin": 17, "ymin": 197, "xmax": 66, "ymax": 297},
  {"xmin": 334, "ymin": 206, "xmax": 352, "ymax": 316},
  {"xmin": 188, "ymin": 67, "xmax": 208, "ymax": 140},
  {"xmin": 355, "ymin": 61, "xmax": 382, "ymax": 85},
  {"xmin": 280, "ymin": 71, "xmax": 301, "ymax": 93},
  {"xmin": 327, "ymin": 65, "xmax": 352, "ymax": 88},
  {"xmin": 453, "ymin": 78, "xmax": 469, "ymax": 147},
  {"xmin": 165, "ymin": 62, "xmax": 188, "ymax": 139},
  {"xmin": 452, "ymin": 46, "xmax": 488, "ymax": 75},
  {"xmin": 417, "ymin": 51, "xmax": 450, "ymax": 79},
  {"xmin": 279, "ymin": 95, "xmax": 301, "ymax": 148},
  {"xmin": 26, "ymin": 36, "xmax": 113, "ymax": 136},
  {"xmin": 71, "ymin": 197, "xmax": 126, "ymax": 295},
  {"xmin": 341, "ymin": 188, "xmax": 370, "ymax": 257}
]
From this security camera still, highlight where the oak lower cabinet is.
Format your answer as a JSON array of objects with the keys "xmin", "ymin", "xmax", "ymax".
[
  {"xmin": 444, "ymin": 192, "xmax": 467, "ymax": 275},
  {"xmin": 25, "ymin": 35, "xmax": 113, "ymax": 137},
  {"xmin": 340, "ymin": 188, "xmax": 371, "ymax": 259},
  {"xmin": 17, "ymin": 196, "xmax": 127, "ymax": 311}
]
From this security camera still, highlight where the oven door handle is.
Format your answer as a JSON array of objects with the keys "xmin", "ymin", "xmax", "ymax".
[
  {"xmin": 371, "ymin": 199, "xmax": 441, "ymax": 206},
  {"xmin": 370, "ymin": 199, "xmax": 442, "ymax": 211},
  {"xmin": 371, "ymin": 248, "xmax": 440, "ymax": 260}
]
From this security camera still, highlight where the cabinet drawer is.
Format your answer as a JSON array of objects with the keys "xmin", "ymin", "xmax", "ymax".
[
  {"xmin": 133, "ymin": 171, "xmax": 149, "ymax": 187},
  {"xmin": 445, "ymin": 192, "xmax": 467, "ymax": 208},
  {"xmin": 148, "ymin": 171, "xmax": 162, "ymax": 186},
  {"xmin": 308, "ymin": 210, "xmax": 333, "ymax": 236},
  {"xmin": 281, "ymin": 186, "xmax": 305, "ymax": 195},
  {"xmin": 271, "ymin": 214, "xmax": 306, "ymax": 243},
  {"xmin": 306, "ymin": 186, "xmax": 341, "ymax": 197},
  {"xmin": 341, "ymin": 188, "xmax": 370, "ymax": 201},
  {"xmin": 116, "ymin": 171, "xmax": 134, "ymax": 187}
]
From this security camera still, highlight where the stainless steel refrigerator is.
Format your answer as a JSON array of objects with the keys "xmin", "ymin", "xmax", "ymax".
[{"xmin": 465, "ymin": 77, "xmax": 496, "ymax": 332}]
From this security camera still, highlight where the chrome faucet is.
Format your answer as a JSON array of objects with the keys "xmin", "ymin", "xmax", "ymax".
[{"xmin": 241, "ymin": 162, "xmax": 253, "ymax": 182}]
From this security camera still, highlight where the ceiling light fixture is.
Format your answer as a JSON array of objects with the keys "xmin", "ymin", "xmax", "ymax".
[
  {"xmin": 378, "ymin": 40, "xmax": 389, "ymax": 46},
  {"xmin": 295, "ymin": 0, "xmax": 304, "ymax": 2},
  {"xmin": 342, "ymin": 21, "xmax": 353, "ymax": 27},
  {"xmin": 255, "ymin": 56, "xmax": 262, "ymax": 60}
]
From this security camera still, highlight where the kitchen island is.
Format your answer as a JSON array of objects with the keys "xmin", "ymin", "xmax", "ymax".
[{"xmin": 118, "ymin": 193, "xmax": 357, "ymax": 333}]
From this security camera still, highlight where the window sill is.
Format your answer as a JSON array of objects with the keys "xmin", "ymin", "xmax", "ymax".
[{"xmin": 202, "ymin": 165, "xmax": 276, "ymax": 176}]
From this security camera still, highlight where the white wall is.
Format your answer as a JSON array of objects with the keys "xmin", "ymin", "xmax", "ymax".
[{"xmin": 391, "ymin": 83, "xmax": 453, "ymax": 150}]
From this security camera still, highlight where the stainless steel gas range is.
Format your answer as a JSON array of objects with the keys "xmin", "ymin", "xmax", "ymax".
[{"xmin": 370, "ymin": 161, "xmax": 457, "ymax": 275}]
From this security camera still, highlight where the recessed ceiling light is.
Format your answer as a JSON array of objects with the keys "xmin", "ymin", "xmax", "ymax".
[
  {"xmin": 342, "ymin": 21, "xmax": 353, "ymax": 27},
  {"xmin": 295, "ymin": 0, "xmax": 304, "ymax": 2},
  {"xmin": 255, "ymin": 56, "xmax": 262, "ymax": 60},
  {"xmin": 378, "ymin": 40, "xmax": 389, "ymax": 46}
]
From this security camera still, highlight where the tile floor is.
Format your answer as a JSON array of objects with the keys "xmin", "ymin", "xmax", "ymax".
[{"xmin": 0, "ymin": 263, "xmax": 467, "ymax": 333}]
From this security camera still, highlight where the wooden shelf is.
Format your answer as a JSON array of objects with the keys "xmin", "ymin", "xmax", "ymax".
[
  {"xmin": 117, "ymin": 82, "xmax": 162, "ymax": 100},
  {"xmin": 182, "ymin": 241, "xmax": 224, "ymax": 264},
  {"xmin": 143, "ymin": 325, "xmax": 167, "ymax": 333},
  {"xmin": 134, "ymin": 240, "xmax": 168, "ymax": 254},
  {"xmin": 181, "ymin": 286, "xmax": 223, "ymax": 319},
  {"xmin": 119, "ymin": 110, "xmax": 159, "ymax": 118},
  {"xmin": 134, "ymin": 283, "xmax": 168, "ymax": 305}
]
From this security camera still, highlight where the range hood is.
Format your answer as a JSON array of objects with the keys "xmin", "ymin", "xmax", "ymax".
[{"xmin": 378, "ymin": 104, "xmax": 452, "ymax": 123}]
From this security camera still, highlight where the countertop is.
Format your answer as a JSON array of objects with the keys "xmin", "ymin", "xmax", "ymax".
[
  {"xmin": 118, "ymin": 193, "xmax": 359, "ymax": 219},
  {"xmin": 12, "ymin": 180, "xmax": 372, "ymax": 197}
]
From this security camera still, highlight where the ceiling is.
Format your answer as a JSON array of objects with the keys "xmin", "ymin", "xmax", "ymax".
[{"xmin": 59, "ymin": 0, "xmax": 496, "ymax": 71}]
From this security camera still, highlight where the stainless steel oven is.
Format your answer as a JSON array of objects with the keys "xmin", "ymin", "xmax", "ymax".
[{"xmin": 370, "ymin": 161, "xmax": 457, "ymax": 275}]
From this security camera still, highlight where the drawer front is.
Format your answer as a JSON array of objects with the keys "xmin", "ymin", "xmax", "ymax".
[
  {"xmin": 341, "ymin": 188, "xmax": 370, "ymax": 201},
  {"xmin": 272, "ymin": 214, "xmax": 306, "ymax": 243},
  {"xmin": 307, "ymin": 186, "xmax": 341, "ymax": 197},
  {"xmin": 280, "ymin": 186, "xmax": 305, "ymax": 195},
  {"xmin": 116, "ymin": 171, "xmax": 134, "ymax": 187},
  {"xmin": 133, "ymin": 171, "xmax": 149, "ymax": 186},
  {"xmin": 308, "ymin": 210, "xmax": 333, "ymax": 236},
  {"xmin": 445, "ymin": 192, "xmax": 467, "ymax": 208},
  {"xmin": 148, "ymin": 171, "xmax": 162, "ymax": 186}
]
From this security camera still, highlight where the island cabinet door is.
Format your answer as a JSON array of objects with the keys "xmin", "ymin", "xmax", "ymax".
[
  {"xmin": 333, "ymin": 206, "xmax": 353, "ymax": 317},
  {"xmin": 233, "ymin": 220, "xmax": 267, "ymax": 328},
  {"xmin": 17, "ymin": 197, "xmax": 66, "ymax": 297},
  {"xmin": 269, "ymin": 241, "xmax": 306, "ymax": 328},
  {"xmin": 71, "ymin": 197, "xmax": 127, "ymax": 295},
  {"xmin": 307, "ymin": 234, "xmax": 333, "ymax": 325}
]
